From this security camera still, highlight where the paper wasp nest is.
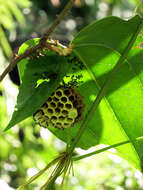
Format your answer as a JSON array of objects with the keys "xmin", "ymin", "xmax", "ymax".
[{"xmin": 33, "ymin": 86, "xmax": 84, "ymax": 129}]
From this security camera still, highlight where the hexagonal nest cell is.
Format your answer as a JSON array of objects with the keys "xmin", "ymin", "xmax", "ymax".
[{"xmin": 33, "ymin": 86, "xmax": 85, "ymax": 129}]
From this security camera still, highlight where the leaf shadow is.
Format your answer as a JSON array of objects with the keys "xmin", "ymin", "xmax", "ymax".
[
  {"xmin": 96, "ymin": 50, "xmax": 143, "ymax": 96},
  {"xmin": 74, "ymin": 48, "xmax": 143, "ymax": 97}
]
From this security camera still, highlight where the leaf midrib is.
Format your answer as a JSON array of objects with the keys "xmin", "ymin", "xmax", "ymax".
[{"xmin": 73, "ymin": 42, "xmax": 143, "ymax": 164}]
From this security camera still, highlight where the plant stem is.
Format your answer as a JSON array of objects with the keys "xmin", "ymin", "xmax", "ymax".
[
  {"xmin": 39, "ymin": 0, "xmax": 75, "ymax": 46},
  {"xmin": 0, "ymin": 0, "xmax": 75, "ymax": 82},
  {"xmin": 41, "ymin": 153, "xmax": 72, "ymax": 190},
  {"xmin": 40, "ymin": 161, "xmax": 62, "ymax": 190},
  {"xmin": 67, "ymin": 18, "xmax": 143, "ymax": 154},
  {"xmin": 16, "ymin": 156, "xmax": 61, "ymax": 190},
  {"xmin": 72, "ymin": 136, "xmax": 143, "ymax": 161}
]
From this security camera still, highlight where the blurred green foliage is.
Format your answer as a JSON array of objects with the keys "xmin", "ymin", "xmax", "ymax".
[
  {"xmin": 0, "ymin": 0, "xmax": 31, "ymax": 58},
  {"xmin": 1, "ymin": 0, "xmax": 143, "ymax": 190}
]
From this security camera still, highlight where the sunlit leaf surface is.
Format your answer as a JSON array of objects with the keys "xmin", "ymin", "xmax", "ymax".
[{"xmin": 51, "ymin": 15, "xmax": 143, "ymax": 171}]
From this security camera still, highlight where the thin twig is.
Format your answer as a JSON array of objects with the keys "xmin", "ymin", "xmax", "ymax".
[
  {"xmin": 0, "ymin": 45, "xmax": 40, "ymax": 82},
  {"xmin": 40, "ymin": 161, "xmax": 62, "ymax": 190},
  {"xmin": 0, "ymin": 0, "xmax": 75, "ymax": 82},
  {"xmin": 39, "ymin": 0, "xmax": 75, "ymax": 46},
  {"xmin": 16, "ymin": 156, "xmax": 61, "ymax": 190}
]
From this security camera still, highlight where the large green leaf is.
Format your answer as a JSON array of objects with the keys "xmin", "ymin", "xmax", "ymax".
[
  {"xmin": 5, "ymin": 15, "xmax": 143, "ymax": 171},
  {"xmin": 49, "ymin": 15, "xmax": 143, "ymax": 171},
  {"xmin": 5, "ymin": 39, "xmax": 71, "ymax": 130},
  {"xmin": 72, "ymin": 15, "xmax": 143, "ymax": 170}
]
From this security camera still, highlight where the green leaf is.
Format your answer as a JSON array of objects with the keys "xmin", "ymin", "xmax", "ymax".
[
  {"xmin": 49, "ymin": 15, "xmax": 143, "ymax": 171},
  {"xmin": 18, "ymin": 38, "xmax": 40, "ymax": 81},
  {"xmin": 0, "ymin": 5, "xmax": 14, "ymax": 29},
  {"xmin": 13, "ymin": 0, "xmax": 31, "ymax": 8},
  {"xmin": 0, "ymin": 0, "xmax": 31, "ymax": 58},
  {"xmin": 7, "ymin": 1, "xmax": 25, "ymax": 24},
  {"xmin": 0, "ymin": 26, "xmax": 12, "ymax": 57},
  {"xmin": 5, "ymin": 39, "xmax": 71, "ymax": 131}
]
